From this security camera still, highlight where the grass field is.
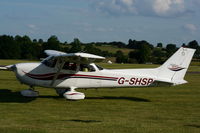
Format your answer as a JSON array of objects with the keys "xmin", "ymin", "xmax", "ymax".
[{"xmin": 0, "ymin": 60, "xmax": 200, "ymax": 133}]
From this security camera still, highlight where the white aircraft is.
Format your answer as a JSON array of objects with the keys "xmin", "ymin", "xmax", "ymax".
[{"xmin": 0, "ymin": 47, "xmax": 196, "ymax": 100}]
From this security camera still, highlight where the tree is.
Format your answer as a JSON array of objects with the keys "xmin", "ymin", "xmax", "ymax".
[
  {"xmin": 153, "ymin": 48, "xmax": 166, "ymax": 57},
  {"xmin": 33, "ymin": 39, "xmax": 37, "ymax": 43},
  {"xmin": 127, "ymin": 39, "xmax": 154, "ymax": 50},
  {"xmin": 152, "ymin": 48, "xmax": 166, "ymax": 64},
  {"xmin": 129, "ymin": 44, "xmax": 151, "ymax": 64},
  {"xmin": 16, "ymin": 35, "xmax": 37, "ymax": 59},
  {"xmin": 84, "ymin": 44, "xmax": 101, "ymax": 55},
  {"xmin": 166, "ymin": 44, "xmax": 177, "ymax": 57},
  {"xmin": 182, "ymin": 43, "xmax": 186, "ymax": 47},
  {"xmin": 43, "ymin": 35, "xmax": 61, "ymax": 50},
  {"xmin": 63, "ymin": 41, "xmax": 68, "ymax": 45},
  {"xmin": 0, "ymin": 35, "xmax": 21, "ymax": 59},
  {"xmin": 188, "ymin": 40, "xmax": 200, "ymax": 58},
  {"xmin": 83, "ymin": 44, "xmax": 113, "ymax": 57},
  {"xmin": 69, "ymin": 38, "xmax": 82, "ymax": 53},
  {"xmin": 128, "ymin": 50, "xmax": 138, "ymax": 63},
  {"xmin": 127, "ymin": 39, "xmax": 138, "ymax": 49},
  {"xmin": 38, "ymin": 39, "xmax": 44, "ymax": 44},
  {"xmin": 157, "ymin": 43, "xmax": 163, "ymax": 48},
  {"xmin": 138, "ymin": 44, "xmax": 151, "ymax": 63},
  {"xmin": 187, "ymin": 40, "xmax": 199, "ymax": 49},
  {"xmin": 108, "ymin": 41, "xmax": 126, "ymax": 48},
  {"xmin": 115, "ymin": 50, "xmax": 128, "ymax": 63}
]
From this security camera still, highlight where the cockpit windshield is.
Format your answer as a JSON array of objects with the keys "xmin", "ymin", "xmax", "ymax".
[
  {"xmin": 42, "ymin": 57, "xmax": 57, "ymax": 68},
  {"xmin": 96, "ymin": 64, "xmax": 104, "ymax": 70}
]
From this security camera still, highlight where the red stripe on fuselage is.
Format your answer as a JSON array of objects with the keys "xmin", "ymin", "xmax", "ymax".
[{"xmin": 23, "ymin": 71, "xmax": 118, "ymax": 81}]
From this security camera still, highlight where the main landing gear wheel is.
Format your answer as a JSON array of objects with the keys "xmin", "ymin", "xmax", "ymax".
[
  {"xmin": 62, "ymin": 87, "xmax": 85, "ymax": 100},
  {"xmin": 20, "ymin": 86, "xmax": 39, "ymax": 97}
]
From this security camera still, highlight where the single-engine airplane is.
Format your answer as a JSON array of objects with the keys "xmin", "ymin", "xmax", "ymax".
[{"xmin": 0, "ymin": 47, "xmax": 196, "ymax": 100}]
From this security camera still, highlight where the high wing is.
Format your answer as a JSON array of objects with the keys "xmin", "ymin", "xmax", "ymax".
[
  {"xmin": 44, "ymin": 50, "xmax": 105, "ymax": 86},
  {"xmin": 44, "ymin": 50, "xmax": 105, "ymax": 63},
  {"xmin": 45, "ymin": 50, "xmax": 66, "ymax": 56}
]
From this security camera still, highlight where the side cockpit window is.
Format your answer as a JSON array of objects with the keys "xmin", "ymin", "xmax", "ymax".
[
  {"xmin": 42, "ymin": 57, "xmax": 57, "ymax": 68},
  {"xmin": 62, "ymin": 63, "xmax": 95, "ymax": 72},
  {"xmin": 63, "ymin": 62, "xmax": 77, "ymax": 71},
  {"xmin": 80, "ymin": 64, "xmax": 95, "ymax": 72}
]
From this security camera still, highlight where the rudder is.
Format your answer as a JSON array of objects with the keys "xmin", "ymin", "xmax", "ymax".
[{"xmin": 157, "ymin": 47, "xmax": 196, "ymax": 85}]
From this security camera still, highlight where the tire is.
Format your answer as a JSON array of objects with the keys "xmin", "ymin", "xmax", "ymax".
[{"xmin": 55, "ymin": 88, "xmax": 68, "ymax": 97}]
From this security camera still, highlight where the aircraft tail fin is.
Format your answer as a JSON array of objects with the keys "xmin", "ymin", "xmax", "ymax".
[{"xmin": 157, "ymin": 47, "xmax": 195, "ymax": 85}]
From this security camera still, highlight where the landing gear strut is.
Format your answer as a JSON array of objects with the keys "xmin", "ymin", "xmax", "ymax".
[
  {"xmin": 20, "ymin": 86, "xmax": 39, "ymax": 97},
  {"xmin": 55, "ymin": 88, "xmax": 69, "ymax": 97}
]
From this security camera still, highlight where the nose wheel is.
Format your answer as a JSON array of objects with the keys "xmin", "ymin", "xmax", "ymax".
[{"xmin": 20, "ymin": 86, "xmax": 39, "ymax": 97}]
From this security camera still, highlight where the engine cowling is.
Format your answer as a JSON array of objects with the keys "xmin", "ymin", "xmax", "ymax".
[{"xmin": 63, "ymin": 91, "xmax": 85, "ymax": 100}]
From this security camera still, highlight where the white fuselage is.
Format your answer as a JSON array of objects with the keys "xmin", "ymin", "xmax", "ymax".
[
  {"xmin": 1, "ymin": 47, "xmax": 195, "ymax": 99},
  {"xmin": 14, "ymin": 62, "xmax": 157, "ymax": 89}
]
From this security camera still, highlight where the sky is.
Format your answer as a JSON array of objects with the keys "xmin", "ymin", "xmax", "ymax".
[{"xmin": 0, "ymin": 0, "xmax": 199, "ymax": 46}]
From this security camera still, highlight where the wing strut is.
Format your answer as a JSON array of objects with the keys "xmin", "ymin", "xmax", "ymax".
[{"xmin": 50, "ymin": 58, "xmax": 65, "ymax": 87}]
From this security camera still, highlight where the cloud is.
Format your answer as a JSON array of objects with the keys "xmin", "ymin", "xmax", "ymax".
[
  {"xmin": 152, "ymin": 0, "xmax": 185, "ymax": 16},
  {"xmin": 95, "ymin": 27, "xmax": 114, "ymax": 32},
  {"xmin": 183, "ymin": 24, "xmax": 197, "ymax": 33},
  {"xmin": 94, "ymin": 0, "xmax": 137, "ymax": 16},
  {"xmin": 27, "ymin": 24, "xmax": 38, "ymax": 34},
  {"xmin": 28, "ymin": 24, "xmax": 37, "ymax": 29},
  {"xmin": 191, "ymin": 0, "xmax": 200, "ymax": 6},
  {"xmin": 188, "ymin": 0, "xmax": 200, "ymax": 12},
  {"xmin": 93, "ymin": 0, "xmax": 192, "ymax": 17}
]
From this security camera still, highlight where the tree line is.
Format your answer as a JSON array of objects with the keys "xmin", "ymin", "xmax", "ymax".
[{"xmin": 0, "ymin": 35, "xmax": 199, "ymax": 64}]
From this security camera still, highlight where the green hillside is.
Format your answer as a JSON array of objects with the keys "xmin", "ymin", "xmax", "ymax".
[{"xmin": 95, "ymin": 45, "xmax": 132, "ymax": 55}]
